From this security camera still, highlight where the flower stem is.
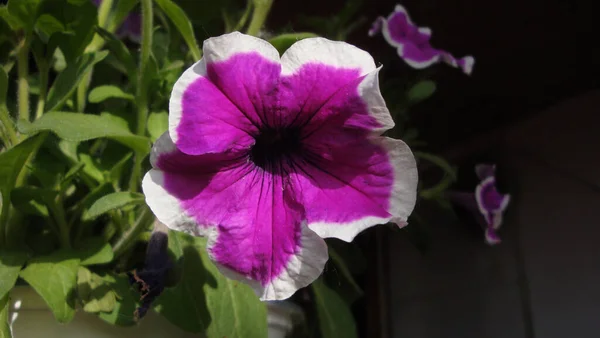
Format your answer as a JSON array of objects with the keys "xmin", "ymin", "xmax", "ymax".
[
  {"xmin": 35, "ymin": 65, "xmax": 48, "ymax": 118},
  {"xmin": 112, "ymin": 207, "xmax": 154, "ymax": 258},
  {"xmin": 246, "ymin": 0, "xmax": 273, "ymax": 36},
  {"xmin": 17, "ymin": 36, "xmax": 30, "ymax": 122},
  {"xmin": 129, "ymin": 0, "xmax": 153, "ymax": 192}
]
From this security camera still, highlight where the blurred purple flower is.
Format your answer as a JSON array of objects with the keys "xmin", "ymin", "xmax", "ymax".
[
  {"xmin": 92, "ymin": 0, "xmax": 141, "ymax": 42},
  {"xmin": 369, "ymin": 4, "xmax": 474, "ymax": 75},
  {"xmin": 449, "ymin": 164, "xmax": 510, "ymax": 245}
]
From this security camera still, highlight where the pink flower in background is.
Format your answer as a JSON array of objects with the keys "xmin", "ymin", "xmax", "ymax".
[
  {"xmin": 449, "ymin": 164, "xmax": 510, "ymax": 245},
  {"xmin": 142, "ymin": 32, "xmax": 418, "ymax": 300},
  {"xmin": 369, "ymin": 4, "xmax": 475, "ymax": 75}
]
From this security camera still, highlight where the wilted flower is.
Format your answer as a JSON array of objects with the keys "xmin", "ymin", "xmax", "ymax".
[
  {"xmin": 129, "ymin": 222, "xmax": 173, "ymax": 320},
  {"xmin": 449, "ymin": 164, "xmax": 510, "ymax": 245},
  {"xmin": 142, "ymin": 32, "xmax": 418, "ymax": 300},
  {"xmin": 369, "ymin": 4, "xmax": 474, "ymax": 75},
  {"xmin": 92, "ymin": 0, "xmax": 141, "ymax": 42}
]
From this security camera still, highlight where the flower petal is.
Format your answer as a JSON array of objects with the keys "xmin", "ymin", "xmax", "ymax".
[
  {"xmin": 475, "ymin": 177, "xmax": 510, "ymax": 215},
  {"xmin": 281, "ymin": 37, "xmax": 375, "ymax": 77},
  {"xmin": 168, "ymin": 58, "xmax": 257, "ymax": 155},
  {"xmin": 143, "ymin": 134, "xmax": 328, "ymax": 300},
  {"xmin": 485, "ymin": 227, "xmax": 502, "ymax": 245},
  {"xmin": 203, "ymin": 32, "xmax": 282, "ymax": 128},
  {"xmin": 292, "ymin": 137, "xmax": 417, "ymax": 242}
]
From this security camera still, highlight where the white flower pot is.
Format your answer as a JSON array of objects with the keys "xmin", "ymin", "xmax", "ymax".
[{"xmin": 8, "ymin": 287, "xmax": 303, "ymax": 338}]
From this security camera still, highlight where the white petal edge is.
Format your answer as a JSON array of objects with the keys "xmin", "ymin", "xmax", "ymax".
[
  {"xmin": 169, "ymin": 32, "xmax": 280, "ymax": 145},
  {"xmin": 397, "ymin": 42, "xmax": 441, "ymax": 69},
  {"xmin": 203, "ymin": 31, "xmax": 280, "ymax": 65},
  {"xmin": 308, "ymin": 137, "xmax": 418, "ymax": 242},
  {"xmin": 281, "ymin": 37, "xmax": 376, "ymax": 76},
  {"xmin": 207, "ymin": 224, "xmax": 329, "ymax": 301},
  {"xmin": 142, "ymin": 170, "xmax": 213, "ymax": 237},
  {"xmin": 358, "ymin": 68, "xmax": 395, "ymax": 134}
]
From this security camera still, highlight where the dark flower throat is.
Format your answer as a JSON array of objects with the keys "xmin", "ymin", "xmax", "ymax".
[{"xmin": 249, "ymin": 127, "xmax": 303, "ymax": 172}]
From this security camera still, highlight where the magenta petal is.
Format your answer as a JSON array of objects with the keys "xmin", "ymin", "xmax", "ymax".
[
  {"xmin": 204, "ymin": 41, "xmax": 281, "ymax": 128},
  {"xmin": 292, "ymin": 138, "xmax": 417, "ymax": 241},
  {"xmin": 170, "ymin": 60, "xmax": 256, "ymax": 155}
]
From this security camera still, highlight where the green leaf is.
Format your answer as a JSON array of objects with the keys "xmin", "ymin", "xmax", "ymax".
[
  {"xmin": 34, "ymin": 14, "xmax": 65, "ymax": 40},
  {"xmin": 268, "ymin": 32, "xmax": 318, "ymax": 55},
  {"xmin": 0, "ymin": 6, "xmax": 22, "ymax": 30},
  {"xmin": 0, "ymin": 294, "xmax": 10, "ymax": 338},
  {"xmin": 83, "ymin": 192, "xmax": 145, "ymax": 221},
  {"xmin": 407, "ymin": 80, "xmax": 436, "ymax": 103},
  {"xmin": 147, "ymin": 111, "xmax": 168, "ymax": 142},
  {"xmin": 37, "ymin": 0, "xmax": 97, "ymax": 63},
  {"xmin": 0, "ymin": 66, "xmax": 7, "ymax": 106},
  {"xmin": 312, "ymin": 278, "xmax": 358, "ymax": 338},
  {"xmin": 155, "ymin": 0, "xmax": 202, "ymax": 60},
  {"xmin": 77, "ymin": 267, "xmax": 116, "ymax": 313},
  {"xmin": 88, "ymin": 85, "xmax": 134, "ymax": 103},
  {"xmin": 10, "ymin": 187, "xmax": 55, "ymax": 217},
  {"xmin": 0, "ymin": 251, "xmax": 29, "ymax": 300},
  {"xmin": 18, "ymin": 111, "xmax": 151, "ymax": 155},
  {"xmin": 75, "ymin": 238, "xmax": 114, "ymax": 266},
  {"xmin": 98, "ymin": 274, "xmax": 138, "ymax": 326},
  {"xmin": 0, "ymin": 134, "xmax": 46, "ymax": 241},
  {"xmin": 154, "ymin": 231, "xmax": 267, "ymax": 336},
  {"xmin": 19, "ymin": 251, "xmax": 80, "ymax": 323},
  {"xmin": 7, "ymin": 0, "xmax": 41, "ymax": 32},
  {"xmin": 44, "ymin": 51, "xmax": 108, "ymax": 112},
  {"xmin": 96, "ymin": 28, "xmax": 136, "ymax": 81}
]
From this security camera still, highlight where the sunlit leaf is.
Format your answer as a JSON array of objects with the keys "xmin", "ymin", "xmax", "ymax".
[
  {"xmin": 83, "ymin": 191, "xmax": 145, "ymax": 221},
  {"xmin": 88, "ymin": 85, "xmax": 134, "ymax": 103},
  {"xmin": 18, "ymin": 111, "xmax": 150, "ymax": 155},
  {"xmin": 19, "ymin": 251, "xmax": 80, "ymax": 323}
]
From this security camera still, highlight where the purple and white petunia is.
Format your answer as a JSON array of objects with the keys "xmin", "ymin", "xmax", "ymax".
[
  {"xmin": 475, "ymin": 164, "xmax": 510, "ymax": 245},
  {"xmin": 142, "ymin": 32, "xmax": 418, "ymax": 300},
  {"xmin": 448, "ymin": 164, "xmax": 510, "ymax": 245},
  {"xmin": 369, "ymin": 4, "xmax": 475, "ymax": 75}
]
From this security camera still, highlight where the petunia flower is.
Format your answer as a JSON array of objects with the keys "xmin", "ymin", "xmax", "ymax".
[
  {"xmin": 449, "ymin": 164, "xmax": 510, "ymax": 245},
  {"xmin": 474, "ymin": 164, "xmax": 510, "ymax": 244},
  {"xmin": 369, "ymin": 4, "xmax": 475, "ymax": 75},
  {"xmin": 142, "ymin": 32, "xmax": 418, "ymax": 300},
  {"xmin": 92, "ymin": 0, "xmax": 141, "ymax": 42}
]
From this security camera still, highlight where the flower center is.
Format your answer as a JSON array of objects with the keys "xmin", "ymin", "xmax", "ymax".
[{"xmin": 250, "ymin": 127, "xmax": 303, "ymax": 172}]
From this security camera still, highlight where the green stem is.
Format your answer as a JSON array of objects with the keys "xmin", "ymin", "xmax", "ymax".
[
  {"xmin": 35, "ymin": 65, "xmax": 48, "ymax": 118},
  {"xmin": 112, "ymin": 207, "xmax": 154, "ymax": 258},
  {"xmin": 245, "ymin": 0, "xmax": 273, "ymax": 36},
  {"xmin": 129, "ymin": 0, "xmax": 153, "ymax": 192},
  {"xmin": 85, "ymin": 0, "xmax": 114, "ymax": 53},
  {"xmin": 0, "ymin": 106, "xmax": 18, "ymax": 146},
  {"xmin": 233, "ymin": 0, "xmax": 253, "ymax": 32},
  {"xmin": 17, "ymin": 37, "xmax": 30, "ymax": 122},
  {"xmin": 47, "ymin": 200, "xmax": 71, "ymax": 248}
]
